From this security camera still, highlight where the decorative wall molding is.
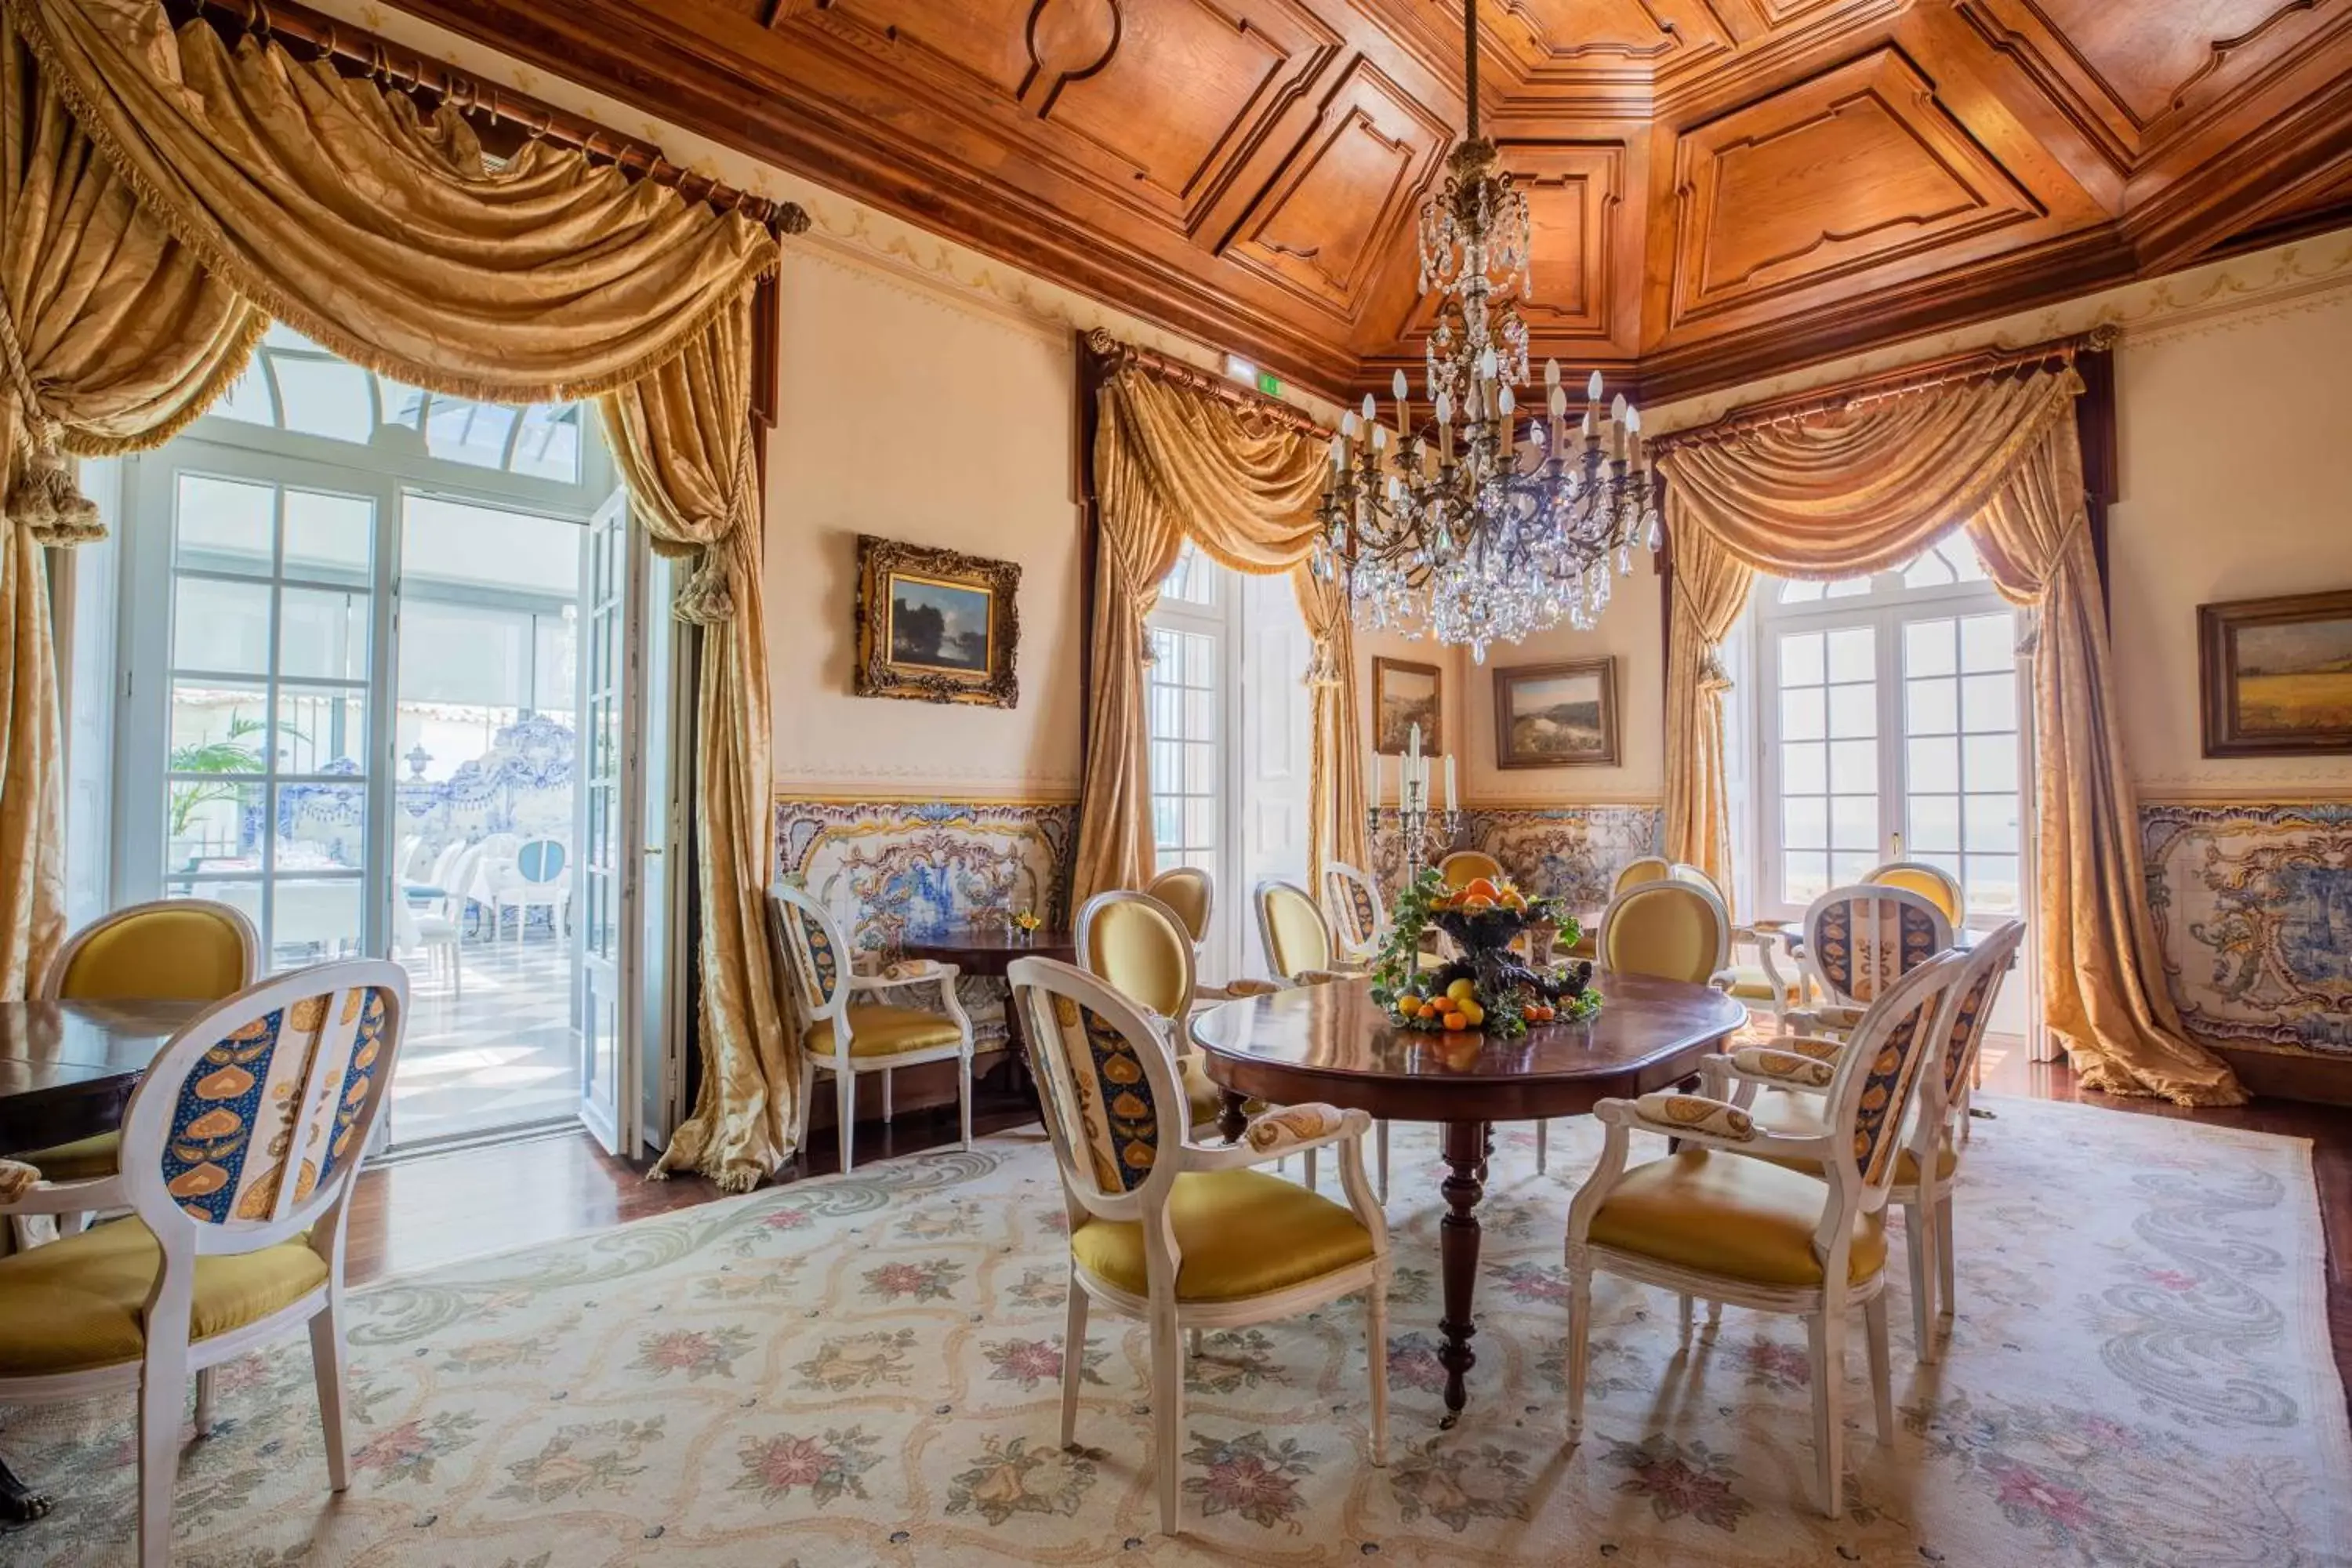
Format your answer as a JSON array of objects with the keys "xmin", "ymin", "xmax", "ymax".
[{"xmin": 2143, "ymin": 801, "xmax": 2352, "ymax": 1060}]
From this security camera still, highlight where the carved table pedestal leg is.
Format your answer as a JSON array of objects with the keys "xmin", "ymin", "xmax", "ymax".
[
  {"xmin": 1437, "ymin": 1119, "xmax": 1489, "ymax": 1428},
  {"xmin": 1218, "ymin": 1089, "xmax": 1250, "ymax": 1147}
]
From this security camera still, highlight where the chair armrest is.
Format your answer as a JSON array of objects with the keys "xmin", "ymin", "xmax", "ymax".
[
  {"xmin": 0, "ymin": 1173, "xmax": 123, "ymax": 1216},
  {"xmin": 851, "ymin": 960, "xmax": 961, "ymax": 993},
  {"xmin": 1724, "ymin": 1046, "xmax": 1838, "ymax": 1089},
  {"xmin": 0, "ymin": 1160, "xmax": 34, "ymax": 1203},
  {"xmin": 1784, "ymin": 1004, "xmax": 1862, "ymax": 1037},
  {"xmin": 1594, "ymin": 1094, "xmax": 1838, "ymax": 1160},
  {"xmin": 1293, "ymin": 967, "xmax": 1366, "ymax": 986},
  {"xmin": 1182, "ymin": 1103, "xmax": 1371, "ymax": 1171},
  {"xmin": 1205, "ymin": 978, "xmax": 1280, "ymax": 1000}
]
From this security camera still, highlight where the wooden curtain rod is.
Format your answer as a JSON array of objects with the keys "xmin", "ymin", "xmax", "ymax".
[
  {"xmin": 171, "ymin": 0, "xmax": 810, "ymax": 235},
  {"xmin": 1650, "ymin": 326, "xmax": 2118, "ymax": 453},
  {"xmin": 1082, "ymin": 328, "xmax": 1329, "ymax": 437}
]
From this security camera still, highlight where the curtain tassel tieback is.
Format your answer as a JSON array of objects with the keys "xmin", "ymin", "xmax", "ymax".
[
  {"xmin": 0, "ymin": 288, "xmax": 101, "ymax": 548},
  {"xmin": 1697, "ymin": 653, "xmax": 1734, "ymax": 697}
]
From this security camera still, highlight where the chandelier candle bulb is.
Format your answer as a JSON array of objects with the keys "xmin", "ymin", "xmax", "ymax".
[{"xmin": 1444, "ymin": 753, "xmax": 1457, "ymax": 812}]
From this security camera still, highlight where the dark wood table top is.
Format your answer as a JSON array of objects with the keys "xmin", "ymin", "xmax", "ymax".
[
  {"xmin": 1189, "ymin": 974, "xmax": 1748, "ymax": 1123},
  {"xmin": 0, "ymin": 998, "xmax": 208, "ymax": 1156},
  {"xmin": 900, "ymin": 928, "xmax": 1077, "ymax": 971}
]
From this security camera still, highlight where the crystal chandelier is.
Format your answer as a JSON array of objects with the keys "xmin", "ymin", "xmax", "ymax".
[{"xmin": 1311, "ymin": 0, "xmax": 1661, "ymax": 661}]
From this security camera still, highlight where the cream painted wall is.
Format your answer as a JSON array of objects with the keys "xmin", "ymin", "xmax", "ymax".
[
  {"xmin": 765, "ymin": 254, "xmax": 1085, "ymax": 800},
  {"xmin": 2108, "ymin": 292, "xmax": 2352, "ymax": 801}
]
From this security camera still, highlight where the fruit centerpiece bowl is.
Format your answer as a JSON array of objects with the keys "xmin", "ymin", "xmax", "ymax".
[{"xmin": 1371, "ymin": 867, "xmax": 1602, "ymax": 1036}]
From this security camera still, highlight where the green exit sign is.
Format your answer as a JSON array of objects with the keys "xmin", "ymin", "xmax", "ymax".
[{"xmin": 1255, "ymin": 369, "xmax": 1284, "ymax": 397}]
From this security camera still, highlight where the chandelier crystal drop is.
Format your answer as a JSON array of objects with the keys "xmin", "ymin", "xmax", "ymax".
[{"xmin": 1312, "ymin": 0, "xmax": 1661, "ymax": 660}]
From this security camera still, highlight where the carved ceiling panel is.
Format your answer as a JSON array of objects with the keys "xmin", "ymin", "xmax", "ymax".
[
  {"xmin": 1666, "ymin": 47, "xmax": 2045, "ymax": 329},
  {"xmin": 394, "ymin": 0, "xmax": 2352, "ymax": 402},
  {"xmin": 1225, "ymin": 60, "xmax": 1453, "ymax": 318},
  {"xmin": 1955, "ymin": 0, "xmax": 2352, "ymax": 172}
]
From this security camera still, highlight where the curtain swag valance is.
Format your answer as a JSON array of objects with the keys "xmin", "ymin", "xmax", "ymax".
[
  {"xmin": 1655, "ymin": 360, "xmax": 2242, "ymax": 1108},
  {"xmin": 1070, "ymin": 344, "xmax": 1367, "ymax": 907},
  {"xmin": 1, "ymin": 0, "xmax": 800, "ymax": 1185}
]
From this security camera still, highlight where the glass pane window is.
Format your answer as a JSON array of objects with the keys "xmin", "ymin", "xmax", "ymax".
[
  {"xmin": 1145, "ymin": 624, "xmax": 1219, "ymax": 867},
  {"xmin": 1160, "ymin": 541, "xmax": 1218, "ymax": 608},
  {"xmin": 1900, "ymin": 609, "xmax": 2023, "ymax": 916},
  {"xmin": 1773, "ymin": 624, "xmax": 1877, "ymax": 907}
]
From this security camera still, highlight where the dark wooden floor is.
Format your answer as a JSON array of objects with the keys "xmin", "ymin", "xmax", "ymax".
[{"xmin": 346, "ymin": 1049, "xmax": 2352, "ymax": 1400}]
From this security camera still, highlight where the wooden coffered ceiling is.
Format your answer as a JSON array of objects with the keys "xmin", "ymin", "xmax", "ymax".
[{"xmin": 391, "ymin": 0, "xmax": 2352, "ymax": 402}]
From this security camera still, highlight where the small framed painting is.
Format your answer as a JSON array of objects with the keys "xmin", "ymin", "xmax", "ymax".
[
  {"xmin": 1494, "ymin": 656, "xmax": 1620, "ymax": 769},
  {"xmin": 2199, "ymin": 590, "xmax": 2352, "ymax": 757},
  {"xmin": 853, "ymin": 535, "xmax": 1021, "ymax": 708},
  {"xmin": 1373, "ymin": 658, "xmax": 1443, "ymax": 754}
]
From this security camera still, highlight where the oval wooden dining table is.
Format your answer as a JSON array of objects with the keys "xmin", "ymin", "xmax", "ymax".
[{"xmin": 1189, "ymin": 973, "xmax": 1748, "ymax": 1425}]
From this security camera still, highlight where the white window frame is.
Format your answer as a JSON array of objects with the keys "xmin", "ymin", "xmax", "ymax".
[
  {"xmin": 1748, "ymin": 539, "xmax": 2034, "ymax": 934},
  {"xmin": 1146, "ymin": 547, "xmax": 1240, "ymax": 980}
]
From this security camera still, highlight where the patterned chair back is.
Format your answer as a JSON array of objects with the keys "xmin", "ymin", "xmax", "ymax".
[
  {"xmin": 42, "ymin": 898, "xmax": 258, "ymax": 1003},
  {"xmin": 1864, "ymin": 860, "xmax": 1965, "ymax": 927},
  {"xmin": 1321, "ymin": 862, "xmax": 1385, "ymax": 961},
  {"xmin": 1598, "ymin": 880, "xmax": 1730, "ymax": 987},
  {"xmin": 1611, "ymin": 856, "xmax": 1673, "ymax": 900},
  {"xmin": 1255, "ymin": 880, "xmax": 1334, "ymax": 981},
  {"xmin": 770, "ymin": 880, "xmax": 851, "ymax": 1026},
  {"xmin": 1813, "ymin": 950, "xmax": 1966, "ymax": 1200},
  {"xmin": 1007, "ymin": 956, "xmax": 1184, "ymax": 1218},
  {"xmin": 1076, "ymin": 891, "xmax": 1196, "ymax": 1024},
  {"xmin": 118, "ymin": 960, "xmax": 408, "ymax": 1246},
  {"xmin": 1927, "ymin": 920, "xmax": 2024, "ymax": 1112},
  {"xmin": 1438, "ymin": 851, "xmax": 1503, "ymax": 891},
  {"xmin": 1143, "ymin": 867, "xmax": 1214, "ymax": 946},
  {"xmin": 1798, "ymin": 884, "xmax": 1954, "ymax": 1011}
]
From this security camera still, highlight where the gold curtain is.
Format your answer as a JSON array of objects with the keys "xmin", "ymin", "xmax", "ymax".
[
  {"xmin": 15, "ymin": 0, "xmax": 771, "ymax": 401},
  {"xmin": 1, "ymin": 8, "xmax": 260, "ymax": 994},
  {"xmin": 1657, "ymin": 365, "xmax": 2243, "ymax": 1105},
  {"xmin": 1069, "ymin": 361, "xmax": 1332, "ymax": 906},
  {"xmin": 598, "ymin": 305, "xmax": 797, "ymax": 1189},
  {"xmin": 2, "ymin": 0, "xmax": 810, "ymax": 1167},
  {"xmin": 1660, "ymin": 519, "xmax": 1753, "ymax": 903},
  {"xmin": 1295, "ymin": 563, "xmax": 1370, "ymax": 894},
  {"xmin": 1970, "ymin": 423, "xmax": 2243, "ymax": 1105}
]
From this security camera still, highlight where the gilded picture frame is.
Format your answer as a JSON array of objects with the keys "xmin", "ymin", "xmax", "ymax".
[
  {"xmin": 1494, "ymin": 656, "xmax": 1621, "ymax": 769},
  {"xmin": 2198, "ymin": 589, "xmax": 2352, "ymax": 757},
  {"xmin": 1372, "ymin": 657, "xmax": 1443, "ymax": 755},
  {"xmin": 853, "ymin": 535, "xmax": 1022, "ymax": 708}
]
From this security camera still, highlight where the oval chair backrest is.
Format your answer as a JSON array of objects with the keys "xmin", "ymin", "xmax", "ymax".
[
  {"xmin": 1668, "ymin": 861, "xmax": 1727, "ymax": 904},
  {"xmin": 119, "ymin": 960, "xmax": 409, "ymax": 1252},
  {"xmin": 1598, "ymin": 880, "xmax": 1730, "ymax": 987},
  {"xmin": 769, "ymin": 880, "xmax": 849, "ymax": 1023},
  {"xmin": 1007, "ymin": 956, "xmax": 1184, "ymax": 1218},
  {"xmin": 1801, "ymin": 884, "xmax": 1955, "ymax": 1010},
  {"xmin": 1612, "ymin": 856, "xmax": 1673, "ymax": 900},
  {"xmin": 517, "ymin": 838, "xmax": 568, "ymax": 884},
  {"xmin": 42, "ymin": 898, "xmax": 259, "ymax": 1003},
  {"xmin": 424, "ymin": 839, "xmax": 466, "ymax": 890},
  {"xmin": 1321, "ymin": 862, "xmax": 1385, "ymax": 959},
  {"xmin": 1864, "ymin": 860, "xmax": 1965, "ymax": 927},
  {"xmin": 1256, "ymin": 880, "xmax": 1334, "ymax": 981},
  {"xmin": 1144, "ymin": 867, "xmax": 1214, "ymax": 946},
  {"xmin": 1812, "ymin": 949, "xmax": 1966, "ymax": 1204},
  {"xmin": 1076, "ymin": 891, "xmax": 1196, "ymax": 1025},
  {"xmin": 1438, "ymin": 851, "xmax": 1503, "ymax": 891}
]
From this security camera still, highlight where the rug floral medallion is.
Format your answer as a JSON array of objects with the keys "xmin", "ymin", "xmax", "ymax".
[{"xmin": 2, "ymin": 1100, "xmax": 2346, "ymax": 1566}]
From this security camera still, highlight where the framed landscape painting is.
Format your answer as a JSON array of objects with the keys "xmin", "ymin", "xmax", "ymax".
[
  {"xmin": 853, "ymin": 535, "xmax": 1021, "ymax": 707},
  {"xmin": 1494, "ymin": 657, "xmax": 1619, "ymax": 768},
  {"xmin": 1373, "ymin": 658, "xmax": 1443, "ymax": 754},
  {"xmin": 2200, "ymin": 590, "xmax": 2352, "ymax": 757}
]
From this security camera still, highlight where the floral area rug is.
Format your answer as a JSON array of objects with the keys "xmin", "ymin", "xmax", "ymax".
[{"xmin": 2, "ymin": 1098, "xmax": 2346, "ymax": 1566}]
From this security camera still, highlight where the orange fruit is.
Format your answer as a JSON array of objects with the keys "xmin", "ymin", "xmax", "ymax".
[
  {"xmin": 1462, "ymin": 895, "xmax": 1496, "ymax": 914},
  {"xmin": 1464, "ymin": 877, "xmax": 1499, "ymax": 900},
  {"xmin": 1457, "ymin": 1000, "xmax": 1486, "ymax": 1027},
  {"xmin": 1442, "ymin": 1011, "xmax": 1469, "ymax": 1032}
]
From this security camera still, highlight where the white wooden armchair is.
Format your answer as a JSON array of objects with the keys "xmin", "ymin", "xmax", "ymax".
[
  {"xmin": 1700, "ymin": 919, "xmax": 2025, "ymax": 1364},
  {"xmin": 1253, "ymin": 879, "xmax": 1392, "ymax": 1196},
  {"xmin": 1562, "ymin": 949, "xmax": 1967, "ymax": 1518},
  {"xmin": 1007, "ymin": 956, "xmax": 1390, "ymax": 1536},
  {"xmin": 1783, "ymin": 884, "xmax": 1955, "ymax": 1040},
  {"xmin": 0, "ymin": 960, "xmax": 408, "ymax": 1566},
  {"xmin": 771, "ymin": 880, "xmax": 975, "ymax": 1174}
]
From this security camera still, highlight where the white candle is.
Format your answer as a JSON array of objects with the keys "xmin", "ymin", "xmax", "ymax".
[
  {"xmin": 1366, "ymin": 747, "xmax": 1380, "ymax": 808},
  {"xmin": 1444, "ymin": 753, "xmax": 1457, "ymax": 813}
]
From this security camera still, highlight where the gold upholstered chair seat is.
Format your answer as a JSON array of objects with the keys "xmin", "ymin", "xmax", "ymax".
[
  {"xmin": 0, "ymin": 1220, "xmax": 329, "ymax": 1377},
  {"xmin": 1741, "ymin": 1088, "xmax": 1958, "ymax": 1185},
  {"xmin": 800, "ymin": 1003, "xmax": 966, "ymax": 1058},
  {"xmin": 1722, "ymin": 963, "xmax": 1782, "ymax": 1003},
  {"xmin": 1585, "ymin": 1149, "xmax": 1886, "ymax": 1287},
  {"xmin": 9, "ymin": 1131, "xmax": 121, "ymax": 1183},
  {"xmin": 1069, "ymin": 1168, "xmax": 1377, "ymax": 1302}
]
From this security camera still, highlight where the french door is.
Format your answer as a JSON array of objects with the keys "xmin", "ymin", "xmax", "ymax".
[
  {"xmin": 575, "ymin": 489, "xmax": 647, "ymax": 1156},
  {"xmin": 1755, "ymin": 539, "xmax": 2031, "ymax": 934}
]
